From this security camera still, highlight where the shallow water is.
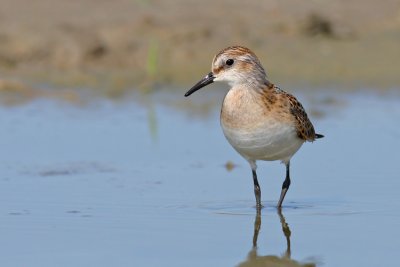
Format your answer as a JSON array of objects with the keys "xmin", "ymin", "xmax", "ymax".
[{"xmin": 0, "ymin": 88, "xmax": 399, "ymax": 266}]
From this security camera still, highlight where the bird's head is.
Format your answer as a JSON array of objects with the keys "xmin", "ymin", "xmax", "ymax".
[{"xmin": 185, "ymin": 46, "xmax": 268, "ymax": 97}]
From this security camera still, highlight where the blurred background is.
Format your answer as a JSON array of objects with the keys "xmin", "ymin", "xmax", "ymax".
[
  {"xmin": 0, "ymin": 1, "xmax": 399, "ymax": 267},
  {"xmin": 0, "ymin": 0, "xmax": 399, "ymax": 100}
]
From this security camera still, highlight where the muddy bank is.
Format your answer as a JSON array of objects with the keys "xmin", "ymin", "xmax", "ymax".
[{"xmin": 0, "ymin": 0, "xmax": 399, "ymax": 93}]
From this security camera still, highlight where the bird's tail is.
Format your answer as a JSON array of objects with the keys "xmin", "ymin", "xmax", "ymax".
[{"xmin": 315, "ymin": 133, "xmax": 324, "ymax": 139}]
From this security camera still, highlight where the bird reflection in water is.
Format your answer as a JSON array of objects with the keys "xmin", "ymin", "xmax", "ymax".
[{"xmin": 238, "ymin": 208, "xmax": 316, "ymax": 267}]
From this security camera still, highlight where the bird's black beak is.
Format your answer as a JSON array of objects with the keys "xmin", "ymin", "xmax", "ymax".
[{"xmin": 184, "ymin": 72, "xmax": 215, "ymax": 97}]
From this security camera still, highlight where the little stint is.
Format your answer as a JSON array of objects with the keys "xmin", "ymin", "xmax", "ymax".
[{"xmin": 185, "ymin": 46, "xmax": 323, "ymax": 208}]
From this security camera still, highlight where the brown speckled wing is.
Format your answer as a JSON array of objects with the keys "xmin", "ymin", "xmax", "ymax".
[{"xmin": 281, "ymin": 89, "xmax": 317, "ymax": 141}]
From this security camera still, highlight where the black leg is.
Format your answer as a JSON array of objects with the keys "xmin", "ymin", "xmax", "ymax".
[
  {"xmin": 277, "ymin": 161, "xmax": 291, "ymax": 207},
  {"xmin": 252, "ymin": 169, "xmax": 262, "ymax": 209}
]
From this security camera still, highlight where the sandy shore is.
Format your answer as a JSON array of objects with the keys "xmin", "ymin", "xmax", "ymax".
[{"xmin": 0, "ymin": 0, "xmax": 399, "ymax": 94}]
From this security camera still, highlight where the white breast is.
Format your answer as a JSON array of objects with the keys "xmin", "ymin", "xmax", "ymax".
[
  {"xmin": 220, "ymin": 86, "xmax": 304, "ymax": 163},
  {"xmin": 221, "ymin": 119, "xmax": 304, "ymax": 163}
]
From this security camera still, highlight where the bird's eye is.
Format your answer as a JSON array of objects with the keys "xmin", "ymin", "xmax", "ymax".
[{"xmin": 226, "ymin": 59, "xmax": 234, "ymax": 66}]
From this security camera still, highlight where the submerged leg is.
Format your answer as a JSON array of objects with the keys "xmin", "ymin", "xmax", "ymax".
[
  {"xmin": 277, "ymin": 208, "xmax": 291, "ymax": 258},
  {"xmin": 250, "ymin": 161, "xmax": 262, "ymax": 209},
  {"xmin": 252, "ymin": 208, "xmax": 261, "ymax": 248},
  {"xmin": 277, "ymin": 161, "xmax": 291, "ymax": 207}
]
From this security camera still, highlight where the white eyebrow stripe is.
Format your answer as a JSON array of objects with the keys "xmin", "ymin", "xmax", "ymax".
[{"xmin": 237, "ymin": 55, "xmax": 254, "ymax": 62}]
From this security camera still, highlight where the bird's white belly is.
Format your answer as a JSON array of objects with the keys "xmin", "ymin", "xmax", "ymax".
[{"xmin": 221, "ymin": 120, "xmax": 304, "ymax": 163}]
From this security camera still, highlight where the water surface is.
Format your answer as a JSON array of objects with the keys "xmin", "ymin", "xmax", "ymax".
[{"xmin": 0, "ymin": 89, "xmax": 399, "ymax": 266}]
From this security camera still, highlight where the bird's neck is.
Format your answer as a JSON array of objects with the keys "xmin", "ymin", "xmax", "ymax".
[{"xmin": 234, "ymin": 77, "xmax": 274, "ymax": 92}]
